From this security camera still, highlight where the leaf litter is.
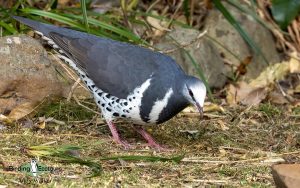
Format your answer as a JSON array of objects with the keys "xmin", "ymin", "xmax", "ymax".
[{"xmin": 227, "ymin": 53, "xmax": 300, "ymax": 106}]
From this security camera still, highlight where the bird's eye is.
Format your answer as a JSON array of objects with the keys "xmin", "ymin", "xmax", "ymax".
[{"xmin": 188, "ymin": 89, "xmax": 194, "ymax": 97}]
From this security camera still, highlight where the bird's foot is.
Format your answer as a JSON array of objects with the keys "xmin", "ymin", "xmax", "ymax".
[
  {"xmin": 114, "ymin": 138, "xmax": 132, "ymax": 150},
  {"xmin": 133, "ymin": 126, "xmax": 169, "ymax": 151},
  {"xmin": 107, "ymin": 121, "xmax": 132, "ymax": 150}
]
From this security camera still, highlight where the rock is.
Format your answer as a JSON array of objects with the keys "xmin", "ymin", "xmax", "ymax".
[
  {"xmin": 0, "ymin": 34, "xmax": 89, "ymax": 118},
  {"xmin": 272, "ymin": 164, "xmax": 300, "ymax": 188},
  {"xmin": 155, "ymin": 2, "xmax": 280, "ymax": 88},
  {"xmin": 205, "ymin": 2, "xmax": 280, "ymax": 79},
  {"xmin": 90, "ymin": 0, "xmax": 120, "ymax": 13},
  {"xmin": 155, "ymin": 27, "xmax": 227, "ymax": 88}
]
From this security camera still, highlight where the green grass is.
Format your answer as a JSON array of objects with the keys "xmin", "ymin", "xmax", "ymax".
[
  {"xmin": 258, "ymin": 103, "xmax": 282, "ymax": 117},
  {"xmin": 35, "ymin": 100, "xmax": 95, "ymax": 122},
  {"xmin": 292, "ymin": 106, "xmax": 300, "ymax": 115}
]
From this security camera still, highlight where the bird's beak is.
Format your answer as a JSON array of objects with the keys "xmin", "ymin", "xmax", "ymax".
[{"xmin": 195, "ymin": 102, "xmax": 204, "ymax": 118}]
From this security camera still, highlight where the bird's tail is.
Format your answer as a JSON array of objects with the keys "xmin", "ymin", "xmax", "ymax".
[
  {"xmin": 13, "ymin": 16, "xmax": 95, "ymax": 41},
  {"xmin": 12, "ymin": 16, "xmax": 55, "ymax": 37}
]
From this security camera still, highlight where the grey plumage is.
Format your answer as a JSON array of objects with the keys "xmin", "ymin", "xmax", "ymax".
[{"xmin": 49, "ymin": 32, "xmax": 185, "ymax": 99}]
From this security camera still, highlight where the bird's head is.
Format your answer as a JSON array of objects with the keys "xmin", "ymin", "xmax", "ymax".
[{"xmin": 182, "ymin": 76, "xmax": 206, "ymax": 117}]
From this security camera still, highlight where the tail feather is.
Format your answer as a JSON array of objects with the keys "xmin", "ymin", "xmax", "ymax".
[
  {"xmin": 12, "ymin": 16, "xmax": 96, "ymax": 40},
  {"xmin": 13, "ymin": 16, "xmax": 54, "ymax": 36}
]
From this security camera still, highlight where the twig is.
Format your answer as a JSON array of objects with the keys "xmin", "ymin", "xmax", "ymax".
[
  {"xmin": 182, "ymin": 150, "xmax": 300, "ymax": 164},
  {"xmin": 179, "ymin": 112, "xmax": 225, "ymax": 118},
  {"xmin": 73, "ymin": 95, "xmax": 101, "ymax": 115},
  {"xmin": 50, "ymin": 53, "xmax": 88, "ymax": 91},
  {"xmin": 167, "ymin": 0, "xmax": 184, "ymax": 27},
  {"xmin": 188, "ymin": 179, "xmax": 228, "ymax": 184},
  {"xmin": 45, "ymin": 117, "xmax": 66, "ymax": 126},
  {"xmin": 276, "ymin": 82, "xmax": 294, "ymax": 103},
  {"xmin": 41, "ymin": 141, "xmax": 57, "ymax": 145},
  {"xmin": 219, "ymin": 146, "xmax": 249, "ymax": 153},
  {"xmin": 288, "ymin": 114, "xmax": 300, "ymax": 118},
  {"xmin": 0, "ymin": 133, "xmax": 99, "ymax": 139},
  {"xmin": 288, "ymin": 51, "xmax": 300, "ymax": 61},
  {"xmin": 59, "ymin": 134, "xmax": 99, "ymax": 139},
  {"xmin": 87, "ymin": 114, "xmax": 99, "ymax": 125},
  {"xmin": 189, "ymin": 0, "xmax": 195, "ymax": 26},
  {"xmin": 21, "ymin": 97, "xmax": 48, "ymax": 118},
  {"xmin": 146, "ymin": 0, "xmax": 160, "ymax": 13},
  {"xmin": 67, "ymin": 77, "xmax": 81, "ymax": 102}
]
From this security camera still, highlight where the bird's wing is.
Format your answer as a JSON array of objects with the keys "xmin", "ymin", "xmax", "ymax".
[{"xmin": 48, "ymin": 32, "xmax": 185, "ymax": 98}]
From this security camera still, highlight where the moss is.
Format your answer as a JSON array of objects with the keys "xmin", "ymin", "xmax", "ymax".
[{"xmin": 258, "ymin": 103, "xmax": 282, "ymax": 117}]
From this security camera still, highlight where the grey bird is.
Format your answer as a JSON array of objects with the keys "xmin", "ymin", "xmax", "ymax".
[{"xmin": 13, "ymin": 16, "xmax": 206, "ymax": 149}]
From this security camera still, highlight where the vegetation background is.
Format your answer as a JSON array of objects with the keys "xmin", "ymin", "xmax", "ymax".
[{"xmin": 0, "ymin": 0, "xmax": 300, "ymax": 187}]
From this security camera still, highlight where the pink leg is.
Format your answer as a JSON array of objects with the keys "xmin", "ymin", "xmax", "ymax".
[
  {"xmin": 133, "ymin": 126, "xmax": 166, "ymax": 151},
  {"xmin": 107, "ymin": 121, "xmax": 131, "ymax": 149}
]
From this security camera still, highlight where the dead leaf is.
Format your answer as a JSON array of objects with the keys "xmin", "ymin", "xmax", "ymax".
[
  {"xmin": 227, "ymin": 57, "xmax": 300, "ymax": 106},
  {"xmin": 219, "ymin": 148, "xmax": 227, "ymax": 156},
  {"xmin": 0, "ymin": 114, "xmax": 8, "ymax": 121},
  {"xmin": 204, "ymin": 0, "xmax": 213, "ymax": 9},
  {"xmin": 183, "ymin": 103, "xmax": 224, "ymax": 113},
  {"xmin": 227, "ymin": 83, "xmax": 267, "ymax": 106},
  {"xmin": 0, "ymin": 114, "xmax": 12, "ymax": 124},
  {"xmin": 241, "ymin": 87, "xmax": 267, "ymax": 105},
  {"xmin": 226, "ymin": 84, "xmax": 238, "ymax": 105},
  {"xmin": 147, "ymin": 17, "xmax": 169, "ymax": 31},
  {"xmin": 250, "ymin": 57, "xmax": 300, "ymax": 88},
  {"xmin": 227, "ymin": 82, "xmax": 256, "ymax": 105},
  {"xmin": 249, "ymin": 62, "xmax": 289, "ymax": 88},
  {"xmin": 182, "ymin": 106, "xmax": 197, "ymax": 113},
  {"xmin": 289, "ymin": 57, "xmax": 300, "ymax": 73},
  {"xmin": 217, "ymin": 120, "xmax": 229, "ymax": 131},
  {"xmin": 262, "ymin": 157, "xmax": 285, "ymax": 163},
  {"xmin": 8, "ymin": 102, "xmax": 36, "ymax": 121},
  {"xmin": 58, "ymin": 0, "xmax": 70, "ymax": 6},
  {"xmin": 37, "ymin": 121, "xmax": 46, "ymax": 129},
  {"xmin": 204, "ymin": 102, "xmax": 225, "ymax": 113},
  {"xmin": 249, "ymin": 119, "xmax": 259, "ymax": 126},
  {"xmin": 235, "ymin": 56, "xmax": 252, "ymax": 75},
  {"xmin": 147, "ymin": 11, "xmax": 170, "ymax": 37},
  {"xmin": 294, "ymin": 84, "xmax": 300, "ymax": 93},
  {"xmin": 179, "ymin": 130, "xmax": 200, "ymax": 139},
  {"xmin": 268, "ymin": 91, "xmax": 289, "ymax": 104}
]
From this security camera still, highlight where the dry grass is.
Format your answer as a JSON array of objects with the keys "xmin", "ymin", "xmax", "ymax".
[{"xmin": 0, "ymin": 101, "xmax": 299, "ymax": 187}]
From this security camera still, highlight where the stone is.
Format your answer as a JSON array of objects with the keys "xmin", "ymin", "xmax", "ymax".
[
  {"xmin": 272, "ymin": 164, "xmax": 300, "ymax": 188},
  {"xmin": 0, "ymin": 34, "xmax": 89, "ymax": 117},
  {"xmin": 155, "ymin": 27, "xmax": 227, "ymax": 88},
  {"xmin": 205, "ymin": 2, "xmax": 280, "ymax": 79},
  {"xmin": 155, "ymin": 2, "xmax": 281, "ymax": 88}
]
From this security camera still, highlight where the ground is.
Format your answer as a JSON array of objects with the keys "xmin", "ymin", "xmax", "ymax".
[{"xmin": 0, "ymin": 100, "xmax": 299, "ymax": 187}]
